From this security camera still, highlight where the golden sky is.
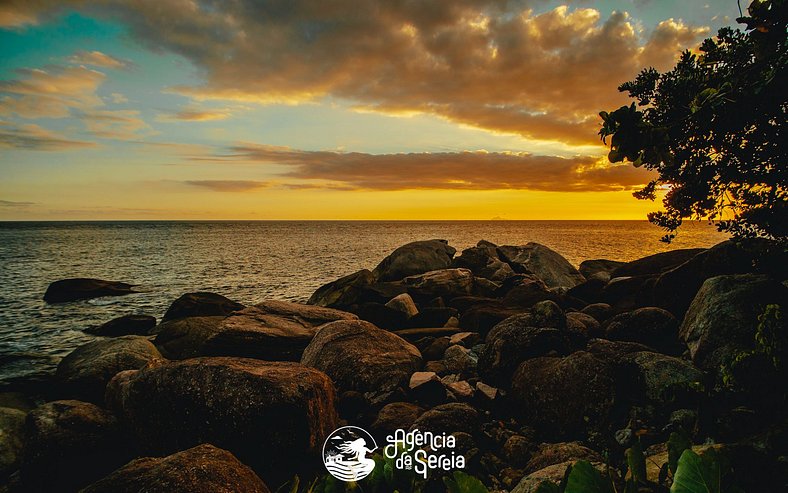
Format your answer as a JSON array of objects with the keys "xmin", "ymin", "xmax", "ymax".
[{"xmin": 0, "ymin": 1, "xmax": 741, "ymax": 219}]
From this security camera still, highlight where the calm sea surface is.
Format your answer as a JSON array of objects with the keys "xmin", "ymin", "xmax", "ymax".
[{"xmin": 0, "ymin": 220, "xmax": 729, "ymax": 387}]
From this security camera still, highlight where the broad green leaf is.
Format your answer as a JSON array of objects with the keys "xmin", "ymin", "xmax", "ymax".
[
  {"xmin": 670, "ymin": 450, "xmax": 721, "ymax": 493},
  {"xmin": 533, "ymin": 481, "xmax": 562, "ymax": 493},
  {"xmin": 668, "ymin": 430, "xmax": 693, "ymax": 475},
  {"xmin": 442, "ymin": 470, "xmax": 489, "ymax": 493},
  {"xmin": 564, "ymin": 461, "xmax": 614, "ymax": 493}
]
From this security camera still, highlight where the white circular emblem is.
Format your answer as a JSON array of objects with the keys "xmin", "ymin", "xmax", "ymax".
[{"xmin": 322, "ymin": 426, "xmax": 378, "ymax": 482}]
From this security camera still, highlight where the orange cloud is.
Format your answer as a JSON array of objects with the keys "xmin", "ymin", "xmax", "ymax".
[
  {"xmin": 67, "ymin": 50, "xmax": 129, "ymax": 69},
  {"xmin": 0, "ymin": 1, "xmax": 709, "ymax": 146},
  {"xmin": 183, "ymin": 180, "xmax": 270, "ymax": 192},
  {"xmin": 0, "ymin": 121, "xmax": 96, "ymax": 151},
  {"xmin": 201, "ymin": 143, "xmax": 655, "ymax": 192}
]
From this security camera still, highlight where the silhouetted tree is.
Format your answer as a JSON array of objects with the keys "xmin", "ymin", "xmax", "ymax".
[{"xmin": 599, "ymin": 0, "xmax": 787, "ymax": 242}]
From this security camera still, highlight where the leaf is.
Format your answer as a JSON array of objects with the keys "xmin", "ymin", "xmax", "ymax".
[
  {"xmin": 533, "ymin": 481, "xmax": 562, "ymax": 493},
  {"xmin": 564, "ymin": 461, "xmax": 614, "ymax": 493},
  {"xmin": 442, "ymin": 470, "xmax": 489, "ymax": 493},
  {"xmin": 670, "ymin": 449, "xmax": 721, "ymax": 493},
  {"xmin": 668, "ymin": 430, "xmax": 693, "ymax": 475}
]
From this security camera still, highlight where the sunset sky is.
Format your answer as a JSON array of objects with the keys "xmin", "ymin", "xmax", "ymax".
[{"xmin": 0, "ymin": 1, "xmax": 741, "ymax": 220}]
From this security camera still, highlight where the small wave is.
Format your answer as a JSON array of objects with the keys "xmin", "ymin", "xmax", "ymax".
[{"xmin": 325, "ymin": 462, "xmax": 372, "ymax": 481}]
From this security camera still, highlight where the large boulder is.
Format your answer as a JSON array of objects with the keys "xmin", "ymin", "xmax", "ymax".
[
  {"xmin": 500, "ymin": 274, "xmax": 557, "ymax": 308},
  {"xmin": 403, "ymin": 268, "xmax": 475, "ymax": 299},
  {"xmin": 301, "ymin": 320, "xmax": 422, "ymax": 394},
  {"xmin": 654, "ymin": 240, "xmax": 788, "ymax": 316},
  {"xmin": 0, "ymin": 407, "xmax": 26, "ymax": 477},
  {"xmin": 604, "ymin": 307, "xmax": 681, "ymax": 355},
  {"xmin": 578, "ymin": 259, "xmax": 626, "ymax": 282},
  {"xmin": 525, "ymin": 442, "xmax": 604, "ymax": 473},
  {"xmin": 154, "ymin": 316, "xmax": 226, "ymax": 359},
  {"xmin": 106, "ymin": 357, "xmax": 338, "ymax": 483},
  {"xmin": 81, "ymin": 444, "xmax": 270, "ymax": 493},
  {"xmin": 408, "ymin": 403, "xmax": 479, "ymax": 435},
  {"xmin": 307, "ymin": 269, "xmax": 376, "ymax": 309},
  {"xmin": 620, "ymin": 351, "xmax": 704, "ymax": 405},
  {"xmin": 21, "ymin": 400, "xmax": 130, "ymax": 492},
  {"xmin": 372, "ymin": 240, "xmax": 456, "ymax": 282},
  {"xmin": 610, "ymin": 248, "xmax": 707, "ymax": 278},
  {"xmin": 85, "ymin": 314, "xmax": 157, "ymax": 337},
  {"xmin": 56, "ymin": 336, "xmax": 163, "ymax": 404},
  {"xmin": 161, "ymin": 292, "xmax": 244, "ymax": 322},
  {"xmin": 479, "ymin": 317, "xmax": 570, "ymax": 384},
  {"xmin": 201, "ymin": 303, "xmax": 356, "ymax": 361},
  {"xmin": 512, "ymin": 461, "xmax": 610, "ymax": 493},
  {"xmin": 679, "ymin": 273, "xmax": 788, "ymax": 371},
  {"xmin": 497, "ymin": 243, "xmax": 585, "ymax": 290},
  {"xmin": 371, "ymin": 402, "xmax": 425, "ymax": 438},
  {"xmin": 452, "ymin": 241, "xmax": 515, "ymax": 282},
  {"xmin": 43, "ymin": 278, "xmax": 136, "ymax": 303},
  {"xmin": 511, "ymin": 352, "xmax": 616, "ymax": 439}
]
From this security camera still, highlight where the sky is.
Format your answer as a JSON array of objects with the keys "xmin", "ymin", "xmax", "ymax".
[{"xmin": 0, "ymin": 0, "xmax": 744, "ymax": 220}]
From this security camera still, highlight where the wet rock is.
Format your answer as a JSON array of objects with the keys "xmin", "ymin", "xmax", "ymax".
[
  {"xmin": 511, "ymin": 352, "xmax": 615, "ymax": 440},
  {"xmin": 579, "ymin": 259, "xmax": 626, "ymax": 282},
  {"xmin": 475, "ymin": 382, "xmax": 499, "ymax": 403},
  {"xmin": 407, "ymin": 307, "xmax": 459, "ymax": 328},
  {"xmin": 0, "ymin": 407, "xmax": 25, "ymax": 477},
  {"xmin": 525, "ymin": 442, "xmax": 604, "ymax": 473},
  {"xmin": 512, "ymin": 461, "xmax": 611, "ymax": 493},
  {"xmin": 452, "ymin": 242, "xmax": 515, "ymax": 282},
  {"xmin": 403, "ymin": 268, "xmax": 475, "ymax": 299},
  {"xmin": 585, "ymin": 338, "xmax": 654, "ymax": 361},
  {"xmin": 161, "ymin": 292, "xmax": 244, "ymax": 322},
  {"xmin": 446, "ymin": 380, "xmax": 474, "ymax": 400},
  {"xmin": 56, "ymin": 336, "xmax": 163, "ymax": 404},
  {"xmin": 580, "ymin": 303, "xmax": 613, "ymax": 323},
  {"xmin": 503, "ymin": 435, "xmax": 534, "ymax": 468},
  {"xmin": 449, "ymin": 331, "xmax": 481, "ymax": 347},
  {"xmin": 409, "ymin": 403, "xmax": 479, "ymax": 435},
  {"xmin": 21, "ymin": 400, "xmax": 129, "ymax": 492},
  {"xmin": 371, "ymin": 402, "xmax": 424, "ymax": 438},
  {"xmin": 422, "ymin": 336, "xmax": 451, "ymax": 361},
  {"xmin": 500, "ymin": 275, "xmax": 556, "ymax": 308},
  {"xmin": 601, "ymin": 275, "xmax": 655, "ymax": 312},
  {"xmin": 301, "ymin": 320, "xmax": 422, "ymax": 393},
  {"xmin": 442, "ymin": 345, "xmax": 477, "ymax": 374},
  {"xmin": 409, "ymin": 372, "xmax": 446, "ymax": 405},
  {"xmin": 565, "ymin": 312, "xmax": 601, "ymax": 337},
  {"xmin": 385, "ymin": 293, "xmax": 419, "ymax": 318},
  {"xmin": 307, "ymin": 269, "xmax": 375, "ymax": 309},
  {"xmin": 106, "ymin": 357, "xmax": 337, "ymax": 484},
  {"xmin": 566, "ymin": 277, "xmax": 606, "ymax": 303},
  {"xmin": 611, "ymin": 248, "xmax": 707, "ymax": 278},
  {"xmin": 159, "ymin": 303, "xmax": 356, "ymax": 361},
  {"xmin": 85, "ymin": 314, "xmax": 157, "ymax": 337},
  {"xmin": 373, "ymin": 240, "xmax": 456, "ymax": 282},
  {"xmin": 653, "ymin": 240, "xmax": 786, "ymax": 316},
  {"xmin": 497, "ymin": 243, "xmax": 585, "ymax": 290},
  {"xmin": 81, "ymin": 444, "xmax": 270, "ymax": 493},
  {"xmin": 679, "ymin": 273, "xmax": 788, "ymax": 371},
  {"xmin": 621, "ymin": 352, "xmax": 704, "ymax": 405},
  {"xmin": 43, "ymin": 278, "xmax": 137, "ymax": 304},
  {"xmin": 604, "ymin": 307, "xmax": 680, "ymax": 354},
  {"xmin": 479, "ymin": 320, "xmax": 570, "ymax": 385},
  {"xmin": 153, "ymin": 316, "xmax": 226, "ymax": 359},
  {"xmin": 353, "ymin": 302, "xmax": 409, "ymax": 330}
]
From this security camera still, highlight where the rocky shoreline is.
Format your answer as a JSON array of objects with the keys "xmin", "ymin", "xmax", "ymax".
[{"xmin": 1, "ymin": 238, "xmax": 786, "ymax": 492}]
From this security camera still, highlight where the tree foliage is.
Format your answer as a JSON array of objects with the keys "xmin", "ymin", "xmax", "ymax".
[{"xmin": 599, "ymin": 0, "xmax": 787, "ymax": 242}]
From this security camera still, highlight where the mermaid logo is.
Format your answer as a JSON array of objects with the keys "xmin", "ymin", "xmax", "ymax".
[{"xmin": 322, "ymin": 426, "xmax": 378, "ymax": 482}]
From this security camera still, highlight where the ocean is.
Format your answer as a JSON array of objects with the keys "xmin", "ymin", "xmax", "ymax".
[{"xmin": 0, "ymin": 220, "xmax": 729, "ymax": 387}]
